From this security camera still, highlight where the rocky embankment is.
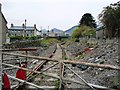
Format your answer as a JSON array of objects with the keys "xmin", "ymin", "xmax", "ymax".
[{"xmin": 64, "ymin": 38, "xmax": 119, "ymax": 89}]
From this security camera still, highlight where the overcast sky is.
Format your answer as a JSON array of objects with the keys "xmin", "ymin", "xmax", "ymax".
[{"xmin": 0, "ymin": 0, "xmax": 119, "ymax": 30}]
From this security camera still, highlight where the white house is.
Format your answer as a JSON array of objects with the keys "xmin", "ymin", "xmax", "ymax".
[{"xmin": 8, "ymin": 24, "xmax": 38, "ymax": 37}]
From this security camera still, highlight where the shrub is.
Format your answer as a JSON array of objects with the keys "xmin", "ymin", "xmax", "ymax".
[
  {"xmin": 10, "ymin": 36, "xmax": 23, "ymax": 41},
  {"xmin": 29, "ymin": 36, "xmax": 37, "ymax": 40},
  {"xmin": 72, "ymin": 27, "xmax": 81, "ymax": 38},
  {"xmin": 72, "ymin": 25, "xmax": 96, "ymax": 38},
  {"xmin": 81, "ymin": 27, "xmax": 96, "ymax": 36}
]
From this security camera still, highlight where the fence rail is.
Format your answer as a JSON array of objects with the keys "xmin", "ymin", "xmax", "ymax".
[{"xmin": 2, "ymin": 52, "xmax": 120, "ymax": 70}]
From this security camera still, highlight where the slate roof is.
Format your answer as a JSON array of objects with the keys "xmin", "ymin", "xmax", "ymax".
[{"xmin": 9, "ymin": 26, "xmax": 35, "ymax": 31}]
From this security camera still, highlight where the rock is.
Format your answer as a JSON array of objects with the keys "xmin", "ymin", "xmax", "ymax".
[{"xmin": 76, "ymin": 64, "xmax": 89, "ymax": 71}]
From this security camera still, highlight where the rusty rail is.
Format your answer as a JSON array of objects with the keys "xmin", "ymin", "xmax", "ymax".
[{"xmin": 27, "ymin": 45, "xmax": 57, "ymax": 80}]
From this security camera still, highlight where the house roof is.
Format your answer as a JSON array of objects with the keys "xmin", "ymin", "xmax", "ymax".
[{"xmin": 9, "ymin": 26, "xmax": 35, "ymax": 31}]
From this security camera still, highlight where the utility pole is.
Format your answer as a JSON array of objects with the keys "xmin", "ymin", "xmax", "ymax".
[
  {"xmin": 25, "ymin": 19, "xmax": 26, "ymax": 29},
  {"xmin": 24, "ymin": 19, "xmax": 26, "ymax": 37},
  {"xmin": 47, "ymin": 26, "xmax": 49, "ymax": 37},
  {"xmin": 23, "ymin": 19, "xmax": 27, "ymax": 37},
  {"xmin": 40, "ymin": 26, "xmax": 42, "ymax": 37}
]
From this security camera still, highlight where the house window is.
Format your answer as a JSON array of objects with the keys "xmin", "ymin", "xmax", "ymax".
[{"xmin": 27, "ymin": 34, "xmax": 29, "ymax": 36}]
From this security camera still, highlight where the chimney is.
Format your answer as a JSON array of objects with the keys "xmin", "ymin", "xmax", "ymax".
[
  {"xmin": 11, "ymin": 24, "xmax": 13, "ymax": 27},
  {"xmin": 22, "ymin": 24, "xmax": 25, "ymax": 28},
  {"xmin": 34, "ymin": 24, "xmax": 36, "ymax": 29},
  {"xmin": 25, "ymin": 19, "xmax": 26, "ymax": 29},
  {"xmin": 0, "ymin": 3, "xmax": 2, "ymax": 12}
]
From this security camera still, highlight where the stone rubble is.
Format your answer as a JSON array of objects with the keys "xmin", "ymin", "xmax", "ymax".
[{"xmin": 64, "ymin": 38, "xmax": 119, "ymax": 89}]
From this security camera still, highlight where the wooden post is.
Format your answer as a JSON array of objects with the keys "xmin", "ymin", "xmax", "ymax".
[
  {"xmin": 2, "ymin": 52, "xmax": 120, "ymax": 70},
  {"xmin": 0, "ymin": 50, "xmax": 2, "ymax": 89},
  {"xmin": 59, "ymin": 62, "xmax": 62, "ymax": 90},
  {"xmin": 0, "ymin": 52, "xmax": 3, "ymax": 89},
  {"xmin": 25, "ymin": 51, "xmax": 28, "ymax": 67}
]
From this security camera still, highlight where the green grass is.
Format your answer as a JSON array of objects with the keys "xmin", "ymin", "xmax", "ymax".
[
  {"xmin": 40, "ymin": 38, "xmax": 60, "ymax": 46},
  {"xmin": 54, "ymin": 80, "xmax": 60, "ymax": 90}
]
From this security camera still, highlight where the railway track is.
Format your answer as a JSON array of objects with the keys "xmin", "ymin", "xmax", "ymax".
[
  {"xmin": 27, "ymin": 47, "xmax": 57, "ymax": 80},
  {"xmin": 15, "ymin": 45, "xmax": 57, "ymax": 89},
  {"xmin": 27, "ymin": 44, "xmax": 67, "ymax": 89},
  {"xmin": 28, "ymin": 44, "xmax": 95, "ymax": 89},
  {"xmin": 8, "ymin": 43, "xmax": 117, "ymax": 90}
]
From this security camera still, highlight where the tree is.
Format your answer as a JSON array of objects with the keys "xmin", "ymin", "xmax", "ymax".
[
  {"xmin": 79, "ymin": 13, "xmax": 97, "ymax": 28},
  {"xmin": 98, "ymin": 1, "xmax": 120, "ymax": 37}
]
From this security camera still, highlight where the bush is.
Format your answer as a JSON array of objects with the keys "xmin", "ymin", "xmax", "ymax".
[
  {"xmin": 10, "ymin": 35, "xmax": 38, "ymax": 42},
  {"xmin": 72, "ymin": 27, "xmax": 81, "ymax": 38},
  {"xmin": 81, "ymin": 26, "xmax": 96, "ymax": 36},
  {"xmin": 72, "ymin": 25, "xmax": 96, "ymax": 38},
  {"xmin": 10, "ymin": 36, "xmax": 24, "ymax": 41},
  {"xmin": 29, "ymin": 36, "xmax": 37, "ymax": 40}
]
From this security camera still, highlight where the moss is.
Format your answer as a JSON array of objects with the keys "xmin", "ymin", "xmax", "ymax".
[
  {"xmin": 63, "ymin": 56, "xmax": 68, "ymax": 60},
  {"xmin": 54, "ymin": 80, "xmax": 60, "ymax": 90}
]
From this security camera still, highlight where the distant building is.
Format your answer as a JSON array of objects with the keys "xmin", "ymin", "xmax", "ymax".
[
  {"xmin": 8, "ymin": 24, "xmax": 38, "ymax": 37},
  {"xmin": 49, "ymin": 29, "xmax": 65, "ymax": 37},
  {"xmin": 0, "ymin": 3, "xmax": 8, "ymax": 47},
  {"xmin": 39, "ymin": 28, "xmax": 65, "ymax": 37}
]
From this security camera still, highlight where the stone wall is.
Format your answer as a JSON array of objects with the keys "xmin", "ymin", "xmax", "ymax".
[{"xmin": 0, "ymin": 13, "xmax": 7, "ymax": 47}]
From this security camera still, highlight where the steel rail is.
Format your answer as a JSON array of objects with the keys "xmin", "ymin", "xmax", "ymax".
[{"xmin": 27, "ymin": 45, "xmax": 57, "ymax": 79}]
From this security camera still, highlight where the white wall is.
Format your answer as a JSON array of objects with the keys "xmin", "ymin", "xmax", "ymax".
[{"xmin": 96, "ymin": 30, "xmax": 104, "ymax": 38}]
